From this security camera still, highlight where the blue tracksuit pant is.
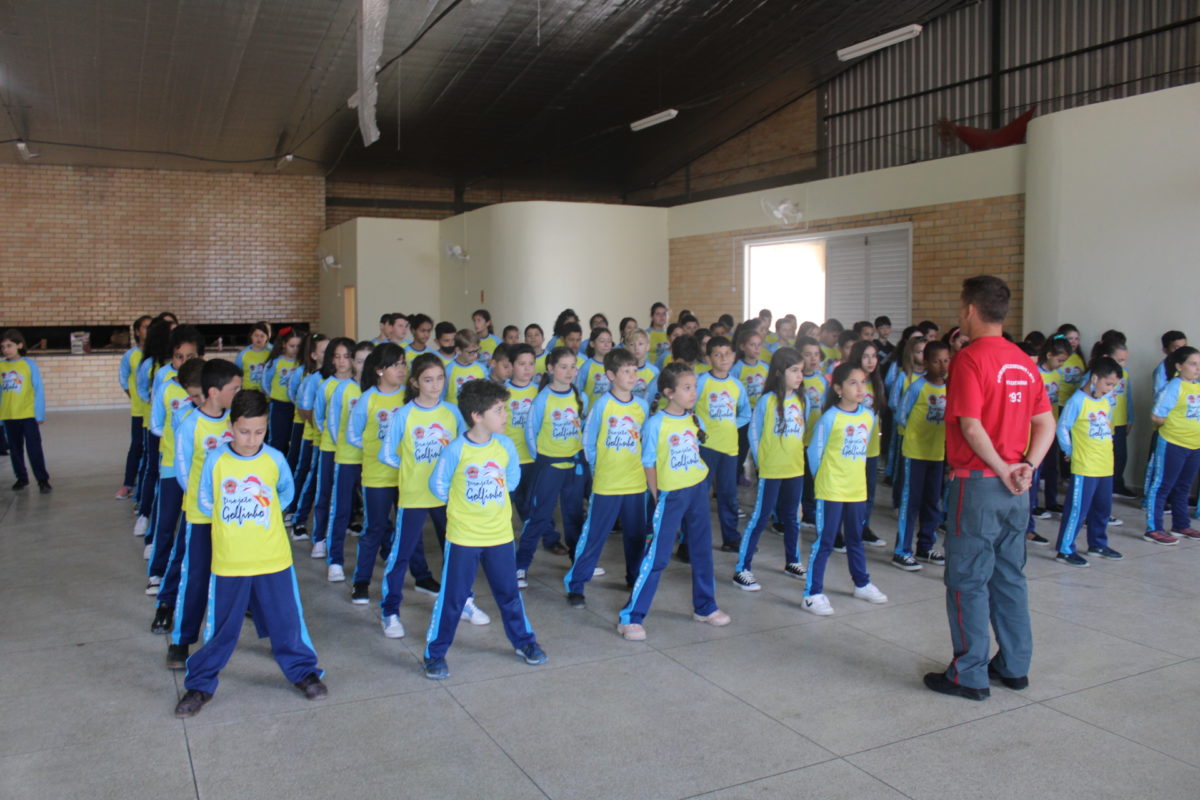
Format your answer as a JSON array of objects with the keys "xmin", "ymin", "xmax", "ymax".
[
  {"xmin": 620, "ymin": 482, "xmax": 718, "ymax": 625},
  {"xmin": 268, "ymin": 400, "xmax": 295, "ymax": 456},
  {"xmin": 148, "ymin": 477, "xmax": 184, "ymax": 579},
  {"xmin": 324, "ymin": 462, "xmax": 361, "ymax": 566},
  {"xmin": 184, "ymin": 566, "xmax": 321, "ymax": 695},
  {"xmin": 511, "ymin": 462, "xmax": 535, "ymax": 521},
  {"xmin": 864, "ymin": 455, "xmax": 879, "ymax": 530},
  {"xmin": 1144, "ymin": 438, "xmax": 1200, "ymax": 532},
  {"xmin": 123, "ymin": 415, "xmax": 144, "ymax": 489},
  {"xmin": 942, "ymin": 474, "xmax": 1032, "ymax": 691},
  {"xmin": 310, "ymin": 450, "xmax": 336, "ymax": 543},
  {"xmin": 171, "ymin": 521, "xmax": 212, "ymax": 647},
  {"xmin": 354, "ymin": 486, "xmax": 397, "ymax": 585},
  {"xmin": 564, "ymin": 492, "xmax": 648, "ymax": 595},
  {"xmin": 701, "ymin": 447, "xmax": 740, "ymax": 546},
  {"xmin": 137, "ymin": 431, "xmax": 160, "ymax": 519},
  {"xmin": 1112, "ymin": 424, "xmax": 1131, "ymax": 493},
  {"xmin": 286, "ymin": 422, "xmax": 305, "ymax": 475},
  {"xmin": 736, "ymin": 476, "xmax": 803, "ymax": 573},
  {"xmin": 801, "ymin": 453, "xmax": 816, "ymax": 524},
  {"xmin": 515, "ymin": 455, "xmax": 585, "ymax": 571},
  {"xmin": 1056, "ymin": 474, "xmax": 1112, "ymax": 554},
  {"xmin": 380, "ymin": 506, "xmax": 446, "ymax": 618},
  {"xmin": 424, "ymin": 540, "xmax": 536, "ymax": 662},
  {"xmin": 805, "ymin": 500, "xmax": 869, "ymax": 596},
  {"xmin": 290, "ymin": 440, "xmax": 318, "ymax": 518},
  {"xmin": 895, "ymin": 458, "xmax": 944, "ymax": 557}
]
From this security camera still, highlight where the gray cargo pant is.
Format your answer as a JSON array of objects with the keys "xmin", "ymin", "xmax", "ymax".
[{"xmin": 942, "ymin": 473, "xmax": 1033, "ymax": 690}]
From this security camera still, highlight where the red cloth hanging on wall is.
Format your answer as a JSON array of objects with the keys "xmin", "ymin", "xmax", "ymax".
[{"xmin": 938, "ymin": 106, "xmax": 1037, "ymax": 151}]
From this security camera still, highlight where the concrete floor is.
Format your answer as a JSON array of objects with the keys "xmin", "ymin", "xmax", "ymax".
[{"xmin": 2, "ymin": 409, "xmax": 1199, "ymax": 800}]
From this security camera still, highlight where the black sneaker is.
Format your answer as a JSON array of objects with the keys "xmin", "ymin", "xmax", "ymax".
[
  {"xmin": 771, "ymin": 521, "xmax": 786, "ymax": 533},
  {"xmin": 414, "ymin": 577, "xmax": 441, "ymax": 596},
  {"xmin": 915, "ymin": 549, "xmax": 946, "ymax": 566},
  {"xmin": 348, "ymin": 520, "xmax": 363, "ymax": 534},
  {"xmin": 12, "ymin": 479, "xmax": 28, "ymax": 491},
  {"xmin": 923, "ymin": 671, "xmax": 989, "ymax": 701},
  {"xmin": 891, "ymin": 554, "xmax": 922, "ymax": 571},
  {"xmin": 675, "ymin": 545, "xmax": 690, "ymax": 563},
  {"xmin": 151, "ymin": 604, "xmax": 173, "ymax": 634},
  {"xmin": 38, "ymin": 481, "xmax": 52, "ymax": 494},
  {"xmin": 516, "ymin": 642, "xmax": 547, "ymax": 665},
  {"xmin": 987, "ymin": 662, "xmax": 1029, "ymax": 690},
  {"xmin": 1046, "ymin": 503, "xmax": 1064, "ymax": 516},
  {"xmin": 290, "ymin": 523, "xmax": 308, "ymax": 542},
  {"xmin": 719, "ymin": 541, "xmax": 740, "ymax": 553},
  {"xmin": 166, "ymin": 643, "xmax": 189, "ymax": 670},
  {"xmin": 1088, "ymin": 545, "xmax": 1124, "ymax": 560},
  {"xmin": 566, "ymin": 592, "xmax": 586, "ymax": 608},
  {"xmin": 1026, "ymin": 532, "xmax": 1049, "ymax": 546},
  {"xmin": 294, "ymin": 673, "xmax": 328, "ymax": 700},
  {"xmin": 545, "ymin": 542, "xmax": 570, "ymax": 556},
  {"xmin": 173, "ymin": 689, "xmax": 212, "ymax": 718},
  {"xmin": 1055, "ymin": 552, "xmax": 1089, "ymax": 567},
  {"xmin": 351, "ymin": 582, "xmax": 370, "ymax": 605},
  {"xmin": 423, "ymin": 657, "xmax": 449, "ymax": 680},
  {"xmin": 862, "ymin": 528, "xmax": 886, "ymax": 548}
]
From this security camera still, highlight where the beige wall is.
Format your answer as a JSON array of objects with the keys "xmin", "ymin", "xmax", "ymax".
[{"xmin": 317, "ymin": 222, "xmax": 357, "ymax": 338}]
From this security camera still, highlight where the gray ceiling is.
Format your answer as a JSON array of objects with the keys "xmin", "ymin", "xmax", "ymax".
[{"xmin": 0, "ymin": 0, "xmax": 964, "ymax": 194}]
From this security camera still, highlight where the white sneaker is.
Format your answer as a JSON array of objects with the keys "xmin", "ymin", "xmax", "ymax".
[
  {"xmin": 732, "ymin": 570, "xmax": 762, "ymax": 591},
  {"xmin": 133, "ymin": 515, "xmax": 149, "ymax": 537},
  {"xmin": 853, "ymin": 582, "xmax": 888, "ymax": 604},
  {"xmin": 289, "ymin": 526, "xmax": 307, "ymax": 541},
  {"xmin": 592, "ymin": 566, "xmax": 606, "ymax": 577},
  {"xmin": 802, "ymin": 593, "xmax": 834, "ymax": 615},
  {"xmin": 144, "ymin": 576, "xmax": 161, "ymax": 595},
  {"xmin": 310, "ymin": 540, "xmax": 327, "ymax": 559},
  {"xmin": 460, "ymin": 597, "xmax": 491, "ymax": 626},
  {"xmin": 1108, "ymin": 516, "xmax": 1123, "ymax": 526},
  {"xmin": 516, "ymin": 569, "xmax": 528, "ymax": 589},
  {"xmin": 327, "ymin": 564, "xmax": 345, "ymax": 582},
  {"xmin": 381, "ymin": 614, "xmax": 405, "ymax": 639},
  {"xmin": 142, "ymin": 543, "xmax": 152, "ymax": 560},
  {"xmin": 284, "ymin": 512, "xmax": 294, "ymax": 526}
]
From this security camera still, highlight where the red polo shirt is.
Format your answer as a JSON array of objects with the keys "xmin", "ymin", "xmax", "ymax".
[{"xmin": 946, "ymin": 336, "xmax": 1050, "ymax": 471}]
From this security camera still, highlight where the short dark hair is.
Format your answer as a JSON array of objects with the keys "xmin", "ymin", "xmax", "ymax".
[
  {"xmin": 457, "ymin": 378, "xmax": 509, "ymax": 423},
  {"xmin": 409, "ymin": 313, "xmax": 433, "ymax": 330},
  {"xmin": 679, "ymin": 313, "xmax": 699, "ymax": 327},
  {"xmin": 434, "ymin": 321, "xmax": 457, "ymax": 339},
  {"xmin": 705, "ymin": 335, "xmax": 733, "ymax": 357},
  {"xmin": 874, "ymin": 315, "xmax": 892, "ymax": 328},
  {"xmin": 1162, "ymin": 330, "xmax": 1187, "ymax": 350},
  {"xmin": 230, "ymin": 388, "xmax": 269, "ymax": 422},
  {"xmin": 490, "ymin": 344, "xmax": 511, "ymax": 363},
  {"xmin": 671, "ymin": 334, "xmax": 701, "ymax": 364},
  {"xmin": 604, "ymin": 348, "xmax": 637, "ymax": 373},
  {"xmin": 502, "ymin": 324, "xmax": 519, "ymax": 338},
  {"xmin": 561, "ymin": 321, "xmax": 583, "ymax": 338},
  {"xmin": 524, "ymin": 323, "xmax": 543, "ymax": 336},
  {"xmin": 201, "ymin": 358, "xmax": 242, "ymax": 396},
  {"xmin": 177, "ymin": 357, "xmax": 206, "ymax": 389},
  {"xmin": 1090, "ymin": 356, "xmax": 1122, "ymax": 381},
  {"xmin": 820, "ymin": 318, "xmax": 844, "ymax": 334},
  {"xmin": 380, "ymin": 312, "xmax": 391, "ymax": 324},
  {"xmin": 837, "ymin": 330, "xmax": 858, "ymax": 347},
  {"xmin": 1, "ymin": 328, "xmax": 26, "ymax": 355},
  {"xmin": 170, "ymin": 325, "xmax": 206, "ymax": 355},
  {"xmin": 508, "ymin": 342, "xmax": 535, "ymax": 362},
  {"xmin": 961, "ymin": 276, "xmax": 1011, "ymax": 324},
  {"xmin": 924, "ymin": 340, "xmax": 951, "ymax": 360}
]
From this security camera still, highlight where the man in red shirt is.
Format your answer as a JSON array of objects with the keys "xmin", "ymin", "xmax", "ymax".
[{"xmin": 925, "ymin": 276, "xmax": 1055, "ymax": 701}]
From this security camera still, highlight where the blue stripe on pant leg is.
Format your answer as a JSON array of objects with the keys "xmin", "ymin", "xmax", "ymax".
[
  {"xmin": 202, "ymin": 573, "xmax": 217, "ymax": 644},
  {"xmin": 895, "ymin": 458, "xmax": 914, "ymax": 557},
  {"xmin": 1144, "ymin": 437, "xmax": 1169, "ymax": 532},
  {"xmin": 804, "ymin": 500, "xmax": 827, "ymax": 596},
  {"xmin": 563, "ymin": 493, "xmax": 599, "ymax": 594},
  {"xmin": 424, "ymin": 539, "xmax": 463, "ymax": 661},
  {"xmin": 170, "ymin": 523, "xmax": 194, "ymax": 645},
  {"xmin": 619, "ymin": 491, "xmax": 669, "ymax": 626},
  {"xmin": 1057, "ymin": 474, "xmax": 1085, "ymax": 555},
  {"xmin": 735, "ymin": 479, "xmax": 768, "ymax": 573}
]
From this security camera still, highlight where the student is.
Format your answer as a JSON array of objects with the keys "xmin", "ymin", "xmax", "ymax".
[
  {"xmin": 380, "ymin": 354, "xmax": 485, "ymax": 638},
  {"xmin": 117, "ymin": 314, "xmax": 152, "ymax": 499},
  {"xmin": 1054, "ymin": 323, "xmax": 1087, "ymax": 406},
  {"xmin": 173, "ymin": 389, "xmax": 325, "ymax": 717},
  {"xmin": 501, "ymin": 325, "xmax": 521, "ymax": 347},
  {"xmin": 431, "ymin": 322, "xmax": 457, "ymax": 364},
  {"xmin": 618, "ymin": 362, "xmax": 729, "ymax": 641},
  {"xmin": 817, "ymin": 319, "xmax": 844, "ymax": 370},
  {"xmin": 372, "ymin": 313, "xmax": 392, "ymax": 345},
  {"xmin": 144, "ymin": 327, "xmax": 204, "ymax": 541},
  {"xmin": 405, "ymin": 314, "xmax": 435, "ymax": 361},
  {"xmin": 647, "ymin": 301, "xmax": 671, "ymax": 363},
  {"xmin": 503, "ymin": 344, "xmax": 540, "ymax": 520},
  {"xmin": 0, "ymin": 329, "xmax": 50, "ymax": 493},
  {"xmin": 164, "ymin": 358, "xmax": 242, "ymax": 670},
  {"xmin": 1152, "ymin": 330, "xmax": 1187, "ymax": 397},
  {"xmin": 1055, "ymin": 357, "xmax": 1124, "ymax": 565},
  {"xmin": 559, "ymin": 321, "xmax": 587, "ymax": 371},
  {"xmin": 576, "ymin": 327, "xmax": 615, "ymax": 400},
  {"xmin": 873, "ymin": 316, "xmax": 894, "ymax": 359},
  {"xmin": 564, "ymin": 348, "xmax": 650, "ymax": 607},
  {"xmin": 1144, "ymin": 346, "xmax": 1200, "ymax": 544},
  {"xmin": 390, "ymin": 313, "xmax": 411, "ymax": 346},
  {"xmin": 846, "ymin": 340, "xmax": 887, "ymax": 548},
  {"xmin": 262, "ymin": 327, "xmax": 303, "ymax": 455},
  {"xmin": 525, "ymin": 323, "xmax": 548, "ymax": 374},
  {"xmin": 444, "ymin": 329, "xmax": 486, "ymax": 404},
  {"xmin": 802, "ymin": 363, "xmax": 887, "ymax": 615},
  {"xmin": 853, "ymin": 320, "xmax": 877, "ymax": 343},
  {"xmin": 423, "ymin": 379, "xmax": 545, "ymax": 679},
  {"xmin": 887, "ymin": 334, "xmax": 926, "ymax": 510},
  {"xmin": 146, "ymin": 357, "xmax": 205, "ymax": 598},
  {"xmin": 515, "ymin": 347, "xmax": 588, "ymax": 584},
  {"xmin": 488, "ymin": 343, "xmax": 513, "ymax": 384},
  {"xmin": 289, "ymin": 334, "xmax": 328, "ymax": 539},
  {"xmin": 322, "ymin": 341, "xmax": 373, "ymax": 582},
  {"xmin": 235, "ymin": 322, "xmax": 272, "ymax": 393},
  {"xmin": 1098, "ymin": 338, "xmax": 1135, "ymax": 499},
  {"xmin": 346, "ymin": 344, "xmax": 406, "ymax": 604},
  {"xmin": 655, "ymin": 323, "xmax": 682, "ymax": 370},
  {"xmin": 625, "ymin": 329, "xmax": 660, "ymax": 402},
  {"xmin": 892, "ymin": 340, "xmax": 950, "ymax": 570},
  {"xmin": 734, "ymin": 347, "xmax": 808, "ymax": 591},
  {"xmin": 732, "ymin": 323, "xmax": 769, "ymax": 484},
  {"xmin": 797, "ymin": 337, "xmax": 828, "ymax": 527},
  {"xmin": 546, "ymin": 308, "xmax": 580, "ymax": 353},
  {"xmin": 694, "ymin": 336, "xmax": 750, "ymax": 552},
  {"xmin": 134, "ymin": 317, "xmax": 175, "ymax": 534},
  {"xmin": 1031, "ymin": 337, "xmax": 1071, "ymax": 519},
  {"xmin": 618, "ymin": 317, "xmax": 639, "ymax": 344},
  {"xmin": 309, "ymin": 337, "xmax": 356, "ymax": 559}
]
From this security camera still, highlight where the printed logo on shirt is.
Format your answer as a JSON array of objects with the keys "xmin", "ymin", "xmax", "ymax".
[
  {"xmin": 742, "ymin": 373, "xmax": 765, "ymax": 401},
  {"xmin": 604, "ymin": 414, "xmax": 641, "ymax": 451},
  {"xmin": 804, "ymin": 385, "xmax": 822, "ymax": 412},
  {"xmin": 202, "ymin": 432, "xmax": 234, "ymax": 451},
  {"xmin": 170, "ymin": 398, "xmax": 181, "ymax": 410},
  {"xmin": 509, "ymin": 397, "xmax": 533, "ymax": 428},
  {"xmin": 1062, "ymin": 365, "xmax": 1082, "ymax": 386},
  {"xmin": 841, "ymin": 423, "xmax": 870, "ymax": 459},
  {"xmin": 667, "ymin": 430, "xmax": 702, "ymax": 471},
  {"xmin": 277, "ymin": 366, "xmax": 295, "ymax": 387},
  {"xmin": 220, "ymin": 474, "xmax": 272, "ymax": 527},
  {"xmin": 1045, "ymin": 380, "xmax": 1060, "ymax": 406},
  {"xmin": 550, "ymin": 406, "xmax": 582, "ymax": 441},
  {"xmin": 591, "ymin": 373, "xmax": 611, "ymax": 396},
  {"xmin": 412, "ymin": 423, "xmax": 451, "ymax": 463},
  {"xmin": 1, "ymin": 371, "xmax": 22, "ymax": 392},
  {"xmin": 633, "ymin": 377, "xmax": 649, "ymax": 398},
  {"xmin": 777, "ymin": 402, "xmax": 804, "ymax": 437},
  {"xmin": 463, "ymin": 461, "xmax": 507, "ymax": 506},
  {"xmin": 1087, "ymin": 409, "xmax": 1112, "ymax": 440},
  {"xmin": 455, "ymin": 373, "xmax": 479, "ymax": 392},
  {"xmin": 374, "ymin": 408, "xmax": 393, "ymax": 441},
  {"xmin": 706, "ymin": 390, "xmax": 735, "ymax": 422},
  {"xmin": 249, "ymin": 362, "xmax": 267, "ymax": 386},
  {"xmin": 863, "ymin": 392, "xmax": 875, "ymax": 410},
  {"xmin": 1187, "ymin": 394, "xmax": 1200, "ymax": 422},
  {"xmin": 926, "ymin": 394, "xmax": 946, "ymax": 423}
]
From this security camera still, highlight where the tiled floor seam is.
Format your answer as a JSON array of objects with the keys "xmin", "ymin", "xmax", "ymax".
[
  {"xmin": 1029, "ymin": 701, "xmax": 1200, "ymax": 772},
  {"xmin": 675, "ymin": 757, "xmax": 845, "ymax": 800},
  {"xmin": 177, "ymin": 672, "xmax": 202, "ymax": 800}
]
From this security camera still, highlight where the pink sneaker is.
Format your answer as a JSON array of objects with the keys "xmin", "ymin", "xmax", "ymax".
[
  {"xmin": 617, "ymin": 623, "xmax": 646, "ymax": 641},
  {"xmin": 1143, "ymin": 530, "xmax": 1179, "ymax": 546},
  {"xmin": 693, "ymin": 609, "xmax": 732, "ymax": 627},
  {"xmin": 1170, "ymin": 528, "xmax": 1200, "ymax": 540},
  {"xmin": 115, "ymin": 486, "xmax": 133, "ymax": 500}
]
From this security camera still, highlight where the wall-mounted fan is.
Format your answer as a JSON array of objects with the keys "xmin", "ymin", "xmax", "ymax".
[
  {"xmin": 444, "ymin": 243, "xmax": 470, "ymax": 260},
  {"xmin": 760, "ymin": 197, "xmax": 806, "ymax": 229},
  {"xmin": 317, "ymin": 253, "xmax": 342, "ymax": 271}
]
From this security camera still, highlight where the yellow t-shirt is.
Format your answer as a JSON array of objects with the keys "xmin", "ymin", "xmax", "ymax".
[
  {"xmin": 267, "ymin": 357, "xmax": 299, "ymax": 402},
  {"xmin": 648, "ymin": 330, "xmax": 671, "ymax": 363},
  {"xmin": 178, "ymin": 409, "xmax": 234, "ymax": 524},
  {"xmin": 641, "ymin": 411, "xmax": 708, "ymax": 492},
  {"xmin": 318, "ymin": 377, "xmax": 350, "ymax": 453},
  {"xmin": 801, "ymin": 373, "xmax": 828, "ymax": 445},
  {"xmin": 444, "ymin": 361, "xmax": 487, "ymax": 406},
  {"xmin": 695, "ymin": 372, "xmax": 749, "ymax": 457},
  {"xmin": 1040, "ymin": 367, "xmax": 1064, "ymax": 421},
  {"xmin": 862, "ymin": 388, "xmax": 883, "ymax": 458},
  {"xmin": 750, "ymin": 393, "xmax": 806, "ymax": 479},
  {"xmin": 1154, "ymin": 379, "xmax": 1200, "ymax": 449},
  {"xmin": 331, "ymin": 383, "xmax": 363, "ymax": 465},
  {"xmin": 809, "ymin": 405, "xmax": 874, "ymax": 503},
  {"xmin": 429, "ymin": 434, "xmax": 522, "ymax": 547},
  {"xmin": 1061, "ymin": 392, "xmax": 1114, "ymax": 477},
  {"xmin": 1058, "ymin": 353, "xmax": 1086, "ymax": 405},
  {"xmin": 158, "ymin": 382, "xmax": 190, "ymax": 473},
  {"xmin": 0, "ymin": 358, "xmax": 42, "ymax": 421},
  {"xmin": 199, "ymin": 444, "xmax": 294, "ymax": 576},
  {"xmin": 734, "ymin": 360, "xmax": 770, "ymax": 409},
  {"xmin": 504, "ymin": 381, "xmax": 540, "ymax": 464},
  {"xmin": 1110, "ymin": 367, "xmax": 1130, "ymax": 427},
  {"xmin": 237, "ymin": 347, "xmax": 271, "ymax": 393},
  {"xmin": 126, "ymin": 349, "xmax": 147, "ymax": 417},
  {"xmin": 384, "ymin": 400, "xmax": 466, "ymax": 508},
  {"xmin": 529, "ymin": 388, "xmax": 586, "ymax": 462},
  {"xmin": 584, "ymin": 393, "xmax": 649, "ymax": 495},
  {"xmin": 351, "ymin": 386, "xmax": 404, "ymax": 488},
  {"xmin": 900, "ymin": 378, "xmax": 947, "ymax": 462}
]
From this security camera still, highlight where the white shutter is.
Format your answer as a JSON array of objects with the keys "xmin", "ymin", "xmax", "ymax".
[
  {"xmin": 824, "ymin": 234, "xmax": 867, "ymax": 324},
  {"xmin": 864, "ymin": 228, "xmax": 911, "ymax": 331}
]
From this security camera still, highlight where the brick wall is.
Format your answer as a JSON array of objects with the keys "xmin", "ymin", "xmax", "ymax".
[
  {"xmin": 0, "ymin": 164, "xmax": 325, "ymax": 326},
  {"xmin": 38, "ymin": 350, "xmax": 238, "ymax": 410},
  {"xmin": 669, "ymin": 194, "xmax": 1025, "ymax": 333}
]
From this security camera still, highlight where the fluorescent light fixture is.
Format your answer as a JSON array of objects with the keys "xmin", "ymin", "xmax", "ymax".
[
  {"xmin": 837, "ymin": 24, "xmax": 923, "ymax": 61},
  {"xmin": 15, "ymin": 140, "xmax": 37, "ymax": 160},
  {"xmin": 275, "ymin": 153, "xmax": 294, "ymax": 170},
  {"xmin": 630, "ymin": 108, "xmax": 678, "ymax": 132}
]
